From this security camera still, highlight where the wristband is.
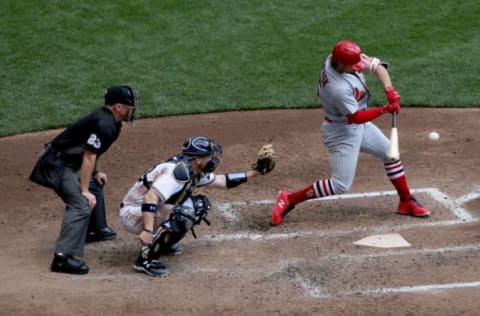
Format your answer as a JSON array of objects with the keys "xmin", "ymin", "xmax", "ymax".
[
  {"xmin": 225, "ymin": 172, "xmax": 248, "ymax": 188},
  {"xmin": 141, "ymin": 203, "xmax": 158, "ymax": 213},
  {"xmin": 369, "ymin": 57, "xmax": 380, "ymax": 72}
]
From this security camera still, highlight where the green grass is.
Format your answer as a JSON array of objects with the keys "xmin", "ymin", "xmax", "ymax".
[{"xmin": 1, "ymin": 0, "xmax": 479, "ymax": 136}]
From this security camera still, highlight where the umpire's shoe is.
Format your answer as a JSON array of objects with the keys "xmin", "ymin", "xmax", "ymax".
[
  {"xmin": 133, "ymin": 254, "xmax": 168, "ymax": 277},
  {"xmin": 86, "ymin": 226, "xmax": 117, "ymax": 243},
  {"xmin": 50, "ymin": 253, "xmax": 89, "ymax": 275}
]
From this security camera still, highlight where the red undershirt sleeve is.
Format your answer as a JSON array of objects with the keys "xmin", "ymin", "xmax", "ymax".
[{"xmin": 347, "ymin": 106, "xmax": 386, "ymax": 124}]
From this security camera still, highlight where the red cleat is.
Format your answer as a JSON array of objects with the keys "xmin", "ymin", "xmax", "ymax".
[
  {"xmin": 271, "ymin": 191, "xmax": 294, "ymax": 226},
  {"xmin": 397, "ymin": 196, "xmax": 431, "ymax": 217}
]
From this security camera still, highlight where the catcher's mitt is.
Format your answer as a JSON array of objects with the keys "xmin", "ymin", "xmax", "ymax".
[{"xmin": 251, "ymin": 144, "xmax": 276, "ymax": 175}]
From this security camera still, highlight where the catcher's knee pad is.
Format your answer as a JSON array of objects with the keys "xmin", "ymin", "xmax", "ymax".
[
  {"xmin": 148, "ymin": 205, "xmax": 196, "ymax": 260},
  {"xmin": 192, "ymin": 194, "xmax": 211, "ymax": 224}
]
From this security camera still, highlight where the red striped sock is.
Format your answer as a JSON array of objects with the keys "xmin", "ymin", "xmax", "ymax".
[
  {"xmin": 288, "ymin": 179, "xmax": 336, "ymax": 205},
  {"xmin": 385, "ymin": 160, "xmax": 411, "ymax": 202}
]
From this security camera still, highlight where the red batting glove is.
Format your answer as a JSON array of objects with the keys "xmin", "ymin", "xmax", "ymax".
[
  {"xmin": 385, "ymin": 86, "xmax": 400, "ymax": 104},
  {"xmin": 384, "ymin": 102, "xmax": 400, "ymax": 114}
]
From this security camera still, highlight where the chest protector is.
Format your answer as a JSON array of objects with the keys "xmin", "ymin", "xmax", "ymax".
[
  {"xmin": 138, "ymin": 155, "xmax": 201, "ymax": 206},
  {"xmin": 168, "ymin": 156, "xmax": 199, "ymax": 205}
]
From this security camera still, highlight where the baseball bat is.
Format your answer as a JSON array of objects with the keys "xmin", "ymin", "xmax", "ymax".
[{"xmin": 388, "ymin": 112, "xmax": 400, "ymax": 161}]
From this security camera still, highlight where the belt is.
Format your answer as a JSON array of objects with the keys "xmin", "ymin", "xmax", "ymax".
[{"xmin": 325, "ymin": 116, "xmax": 351, "ymax": 124}]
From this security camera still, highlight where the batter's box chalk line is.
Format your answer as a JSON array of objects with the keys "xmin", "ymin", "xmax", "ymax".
[
  {"xmin": 210, "ymin": 188, "xmax": 477, "ymax": 242},
  {"xmin": 293, "ymin": 269, "xmax": 480, "ymax": 298},
  {"xmin": 291, "ymin": 243, "xmax": 480, "ymax": 298}
]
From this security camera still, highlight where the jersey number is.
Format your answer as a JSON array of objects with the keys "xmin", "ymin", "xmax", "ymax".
[{"xmin": 87, "ymin": 133, "xmax": 101, "ymax": 149}]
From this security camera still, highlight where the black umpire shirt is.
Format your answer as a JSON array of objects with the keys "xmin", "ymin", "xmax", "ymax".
[{"xmin": 51, "ymin": 107, "xmax": 122, "ymax": 170}]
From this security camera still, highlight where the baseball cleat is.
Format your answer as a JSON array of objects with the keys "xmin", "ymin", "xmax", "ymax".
[
  {"xmin": 271, "ymin": 190, "xmax": 294, "ymax": 226},
  {"xmin": 397, "ymin": 196, "xmax": 431, "ymax": 217},
  {"xmin": 133, "ymin": 254, "xmax": 168, "ymax": 277}
]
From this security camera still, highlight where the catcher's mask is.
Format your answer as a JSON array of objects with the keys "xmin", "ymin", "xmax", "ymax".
[
  {"xmin": 182, "ymin": 136, "xmax": 222, "ymax": 173},
  {"xmin": 104, "ymin": 85, "xmax": 139, "ymax": 126}
]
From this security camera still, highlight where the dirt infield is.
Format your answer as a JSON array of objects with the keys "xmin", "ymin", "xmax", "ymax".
[{"xmin": 1, "ymin": 108, "xmax": 479, "ymax": 315}]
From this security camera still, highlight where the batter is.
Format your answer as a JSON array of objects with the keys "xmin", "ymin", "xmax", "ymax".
[{"xmin": 272, "ymin": 40, "xmax": 431, "ymax": 225}]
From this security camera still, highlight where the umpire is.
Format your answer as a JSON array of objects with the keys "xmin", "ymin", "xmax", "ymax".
[{"xmin": 30, "ymin": 85, "xmax": 139, "ymax": 274}]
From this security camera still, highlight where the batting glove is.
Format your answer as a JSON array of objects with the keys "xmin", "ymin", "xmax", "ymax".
[{"xmin": 385, "ymin": 86, "xmax": 400, "ymax": 104}]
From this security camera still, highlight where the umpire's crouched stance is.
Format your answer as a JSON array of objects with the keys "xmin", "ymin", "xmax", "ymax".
[{"xmin": 29, "ymin": 86, "xmax": 139, "ymax": 274}]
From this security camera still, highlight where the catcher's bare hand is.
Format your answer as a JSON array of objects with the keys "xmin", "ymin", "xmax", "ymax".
[
  {"xmin": 251, "ymin": 144, "xmax": 276, "ymax": 175},
  {"xmin": 138, "ymin": 230, "xmax": 153, "ymax": 246}
]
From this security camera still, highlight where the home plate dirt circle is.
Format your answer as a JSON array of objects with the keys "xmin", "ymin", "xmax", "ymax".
[{"xmin": 1, "ymin": 108, "xmax": 479, "ymax": 315}]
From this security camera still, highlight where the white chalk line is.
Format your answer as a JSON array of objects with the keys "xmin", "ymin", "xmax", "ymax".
[
  {"xmin": 70, "ymin": 188, "xmax": 480, "ymax": 296},
  {"xmin": 456, "ymin": 190, "xmax": 480, "ymax": 205},
  {"xmin": 350, "ymin": 281, "xmax": 480, "ymax": 296},
  {"xmin": 69, "ymin": 244, "xmax": 480, "ymax": 280},
  {"xmin": 294, "ymin": 272, "xmax": 327, "ymax": 298},
  {"xmin": 425, "ymin": 188, "xmax": 474, "ymax": 222},
  {"xmin": 71, "ymin": 271, "xmax": 480, "ymax": 297},
  {"xmin": 205, "ymin": 219, "xmax": 466, "ymax": 242},
  {"xmin": 333, "ymin": 244, "xmax": 480, "ymax": 260},
  {"xmin": 210, "ymin": 188, "xmax": 477, "ymax": 242},
  {"xmin": 293, "ymin": 243, "xmax": 480, "ymax": 298},
  {"xmin": 68, "ymin": 272, "xmax": 152, "ymax": 282},
  {"xmin": 299, "ymin": 281, "xmax": 480, "ymax": 299},
  {"xmin": 213, "ymin": 187, "xmax": 480, "ymax": 297}
]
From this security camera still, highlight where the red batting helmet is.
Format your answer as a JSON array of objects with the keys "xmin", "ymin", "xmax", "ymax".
[{"xmin": 331, "ymin": 40, "xmax": 366, "ymax": 71}]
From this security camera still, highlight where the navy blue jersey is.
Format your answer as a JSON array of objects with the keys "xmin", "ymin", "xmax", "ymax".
[{"xmin": 51, "ymin": 107, "xmax": 122, "ymax": 169}]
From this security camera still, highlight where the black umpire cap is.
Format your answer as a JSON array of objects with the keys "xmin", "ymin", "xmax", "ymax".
[{"xmin": 104, "ymin": 85, "xmax": 137, "ymax": 106}]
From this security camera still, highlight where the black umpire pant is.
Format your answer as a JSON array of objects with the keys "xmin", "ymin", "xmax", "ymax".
[
  {"xmin": 54, "ymin": 168, "xmax": 108, "ymax": 257},
  {"xmin": 88, "ymin": 178, "xmax": 108, "ymax": 234}
]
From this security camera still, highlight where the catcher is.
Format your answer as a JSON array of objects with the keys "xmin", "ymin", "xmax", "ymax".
[{"xmin": 119, "ymin": 136, "xmax": 275, "ymax": 276}]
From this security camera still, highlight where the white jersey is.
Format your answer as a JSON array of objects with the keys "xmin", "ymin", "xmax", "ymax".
[
  {"xmin": 318, "ymin": 55, "xmax": 372, "ymax": 122},
  {"xmin": 121, "ymin": 160, "xmax": 215, "ymax": 208}
]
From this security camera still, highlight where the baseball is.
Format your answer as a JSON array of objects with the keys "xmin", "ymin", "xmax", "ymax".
[{"xmin": 428, "ymin": 131, "xmax": 440, "ymax": 141}]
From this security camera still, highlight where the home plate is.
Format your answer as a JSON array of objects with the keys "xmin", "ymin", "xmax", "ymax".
[{"xmin": 353, "ymin": 233, "xmax": 411, "ymax": 248}]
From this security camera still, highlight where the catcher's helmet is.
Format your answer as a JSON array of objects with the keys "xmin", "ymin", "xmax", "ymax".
[
  {"xmin": 331, "ymin": 40, "xmax": 365, "ymax": 71},
  {"xmin": 182, "ymin": 136, "xmax": 222, "ymax": 157}
]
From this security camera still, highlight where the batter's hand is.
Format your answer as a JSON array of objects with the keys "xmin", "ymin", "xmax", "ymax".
[
  {"xmin": 385, "ymin": 102, "xmax": 400, "ymax": 114},
  {"xmin": 385, "ymin": 86, "xmax": 400, "ymax": 104}
]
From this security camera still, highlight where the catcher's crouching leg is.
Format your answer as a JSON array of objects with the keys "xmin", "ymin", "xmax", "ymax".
[{"xmin": 148, "ymin": 205, "xmax": 196, "ymax": 260}]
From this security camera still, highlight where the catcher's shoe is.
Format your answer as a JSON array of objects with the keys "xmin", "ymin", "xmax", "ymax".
[
  {"xmin": 133, "ymin": 254, "xmax": 168, "ymax": 277},
  {"xmin": 397, "ymin": 196, "xmax": 431, "ymax": 217},
  {"xmin": 272, "ymin": 191, "xmax": 294, "ymax": 226},
  {"xmin": 51, "ymin": 253, "xmax": 89, "ymax": 275}
]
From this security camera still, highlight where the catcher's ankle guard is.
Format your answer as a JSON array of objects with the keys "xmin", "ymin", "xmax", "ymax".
[
  {"xmin": 148, "ymin": 205, "xmax": 195, "ymax": 260},
  {"xmin": 148, "ymin": 195, "xmax": 213, "ymax": 259}
]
